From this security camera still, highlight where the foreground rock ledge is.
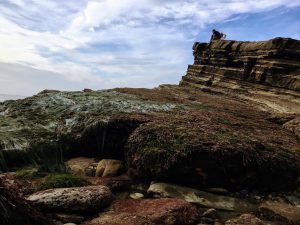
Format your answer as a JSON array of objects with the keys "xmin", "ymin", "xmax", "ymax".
[
  {"xmin": 83, "ymin": 198, "xmax": 199, "ymax": 225},
  {"xmin": 26, "ymin": 186, "xmax": 113, "ymax": 213}
]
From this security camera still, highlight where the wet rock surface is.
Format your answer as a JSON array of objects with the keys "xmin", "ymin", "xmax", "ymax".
[
  {"xmin": 259, "ymin": 201, "xmax": 300, "ymax": 225},
  {"xmin": 148, "ymin": 182, "xmax": 257, "ymax": 212},
  {"xmin": 83, "ymin": 198, "xmax": 199, "ymax": 225},
  {"xmin": 26, "ymin": 186, "xmax": 113, "ymax": 213}
]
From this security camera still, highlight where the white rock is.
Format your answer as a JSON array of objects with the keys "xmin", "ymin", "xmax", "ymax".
[
  {"xmin": 27, "ymin": 186, "xmax": 112, "ymax": 213},
  {"xmin": 129, "ymin": 192, "xmax": 144, "ymax": 199}
]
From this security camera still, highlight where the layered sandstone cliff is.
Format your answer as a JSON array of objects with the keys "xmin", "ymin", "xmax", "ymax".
[{"xmin": 181, "ymin": 38, "xmax": 300, "ymax": 91}]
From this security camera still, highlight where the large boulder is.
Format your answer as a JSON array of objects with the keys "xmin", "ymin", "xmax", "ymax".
[
  {"xmin": 83, "ymin": 198, "xmax": 199, "ymax": 225},
  {"xmin": 259, "ymin": 201, "xmax": 300, "ymax": 225},
  {"xmin": 95, "ymin": 159, "xmax": 124, "ymax": 177},
  {"xmin": 147, "ymin": 182, "xmax": 256, "ymax": 212},
  {"xmin": 26, "ymin": 186, "xmax": 113, "ymax": 213}
]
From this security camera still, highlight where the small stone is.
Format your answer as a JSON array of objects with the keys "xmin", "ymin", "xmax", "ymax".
[
  {"xmin": 130, "ymin": 192, "xmax": 144, "ymax": 199},
  {"xmin": 202, "ymin": 208, "xmax": 219, "ymax": 219}
]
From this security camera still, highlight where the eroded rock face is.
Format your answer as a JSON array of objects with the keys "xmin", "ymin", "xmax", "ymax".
[
  {"xmin": 259, "ymin": 201, "xmax": 300, "ymax": 225},
  {"xmin": 181, "ymin": 38, "xmax": 300, "ymax": 91},
  {"xmin": 26, "ymin": 186, "xmax": 113, "ymax": 213},
  {"xmin": 147, "ymin": 182, "xmax": 256, "ymax": 212},
  {"xmin": 83, "ymin": 198, "xmax": 199, "ymax": 225}
]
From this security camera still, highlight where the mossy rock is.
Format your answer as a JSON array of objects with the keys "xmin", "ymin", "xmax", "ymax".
[{"xmin": 40, "ymin": 173, "xmax": 88, "ymax": 189}]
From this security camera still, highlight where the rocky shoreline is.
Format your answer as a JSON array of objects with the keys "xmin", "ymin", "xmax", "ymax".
[{"xmin": 0, "ymin": 38, "xmax": 299, "ymax": 225}]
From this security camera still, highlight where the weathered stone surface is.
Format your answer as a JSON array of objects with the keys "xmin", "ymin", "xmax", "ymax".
[
  {"xmin": 95, "ymin": 159, "xmax": 124, "ymax": 177},
  {"xmin": 147, "ymin": 182, "xmax": 256, "ymax": 212},
  {"xmin": 225, "ymin": 214, "xmax": 265, "ymax": 225},
  {"xmin": 26, "ymin": 186, "xmax": 113, "ymax": 213},
  {"xmin": 65, "ymin": 157, "xmax": 96, "ymax": 177},
  {"xmin": 181, "ymin": 38, "xmax": 300, "ymax": 91},
  {"xmin": 283, "ymin": 116, "xmax": 300, "ymax": 139},
  {"xmin": 83, "ymin": 198, "xmax": 199, "ymax": 225},
  {"xmin": 259, "ymin": 201, "xmax": 300, "ymax": 225}
]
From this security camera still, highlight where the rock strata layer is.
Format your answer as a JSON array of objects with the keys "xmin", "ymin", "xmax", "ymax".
[{"xmin": 181, "ymin": 38, "xmax": 300, "ymax": 91}]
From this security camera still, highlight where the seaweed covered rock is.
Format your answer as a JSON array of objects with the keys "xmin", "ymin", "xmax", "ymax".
[
  {"xmin": 26, "ymin": 186, "xmax": 113, "ymax": 213},
  {"xmin": 0, "ymin": 65, "xmax": 299, "ymax": 191}
]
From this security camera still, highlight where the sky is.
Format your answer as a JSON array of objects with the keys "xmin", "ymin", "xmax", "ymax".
[{"xmin": 0, "ymin": 0, "xmax": 300, "ymax": 96}]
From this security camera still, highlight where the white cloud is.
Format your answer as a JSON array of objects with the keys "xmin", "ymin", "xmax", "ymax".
[{"xmin": 0, "ymin": 0, "xmax": 300, "ymax": 95}]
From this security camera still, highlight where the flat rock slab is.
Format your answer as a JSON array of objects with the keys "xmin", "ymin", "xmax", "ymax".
[
  {"xmin": 26, "ymin": 186, "xmax": 112, "ymax": 213},
  {"xmin": 148, "ymin": 182, "xmax": 256, "ymax": 212},
  {"xmin": 83, "ymin": 198, "xmax": 199, "ymax": 225},
  {"xmin": 225, "ymin": 214, "xmax": 266, "ymax": 225},
  {"xmin": 259, "ymin": 201, "xmax": 300, "ymax": 225}
]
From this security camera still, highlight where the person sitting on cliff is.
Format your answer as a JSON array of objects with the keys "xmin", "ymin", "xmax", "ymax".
[{"xmin": 210, "ymin": 29, "xmax": 223, "ymax": 41}]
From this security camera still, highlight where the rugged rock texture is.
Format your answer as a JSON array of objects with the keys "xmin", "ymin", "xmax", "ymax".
[
  {"xmin": 181, "ymin": 38, "xmax": 300, "ymax": 91},
  {"xmin": 180, "ymin": 38, "xmax": 300, "ymax": 116},
  {"xmin": 259, "ymin": 201, "xmax": 300, "ymax": 225},
  {"xmin": 0, "ymin": 86, "xmax": 299, "ymax": 190},
  {"xmin": 26, "ymin": 186, "xmax": 113, "ymax": 213},
  {"xmin": 225, "ymin": 214, "xmax": 265, "ymax": 225},
  {"xmin": 83, "ymin": 198, "xmax": 199, "ymax": 225}
]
